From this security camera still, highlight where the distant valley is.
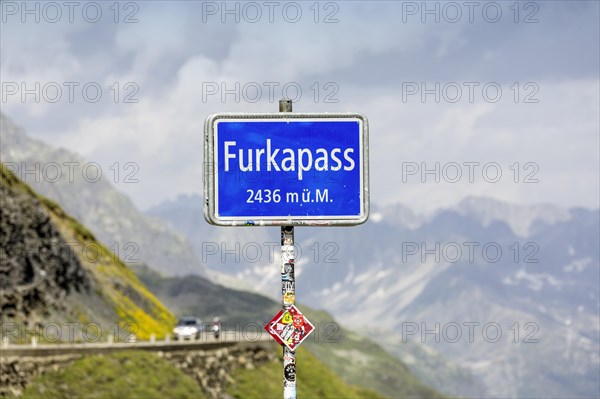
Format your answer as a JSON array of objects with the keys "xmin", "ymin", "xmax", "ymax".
[{"xmin": 148, "ymin": 194, "xmax": 599, "ymax": 398}]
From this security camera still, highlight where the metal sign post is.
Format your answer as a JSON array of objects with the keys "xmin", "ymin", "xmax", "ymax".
[
  {"xmin": 281, "ymin": 226, "xmax": 296, "ymax": 398},
  {"xmin": 204, "ymin": 98, "xmax": 369, "ymax": 399},
  {"xmin": 279, "ymin": 99, "xmax": 296, "ymax": 399}
]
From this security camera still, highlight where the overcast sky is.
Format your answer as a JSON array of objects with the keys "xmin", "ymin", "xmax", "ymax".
[{"xmin": 1, "ymin": 1, "xmax": 599, "ymax": 213}]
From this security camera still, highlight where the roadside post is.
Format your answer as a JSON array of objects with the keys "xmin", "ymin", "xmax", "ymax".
[{"xmin": 204, "ymin": 99, "xmax": 369, "ymax": 398}]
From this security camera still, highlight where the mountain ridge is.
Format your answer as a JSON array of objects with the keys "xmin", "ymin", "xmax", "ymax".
[
  {"xmin": 3, "ymin": 112, "xmax": 597, "ymax": 398},
  {"xmin": 148, "ymin": 192, "xmax": 599, "ymax": 398},
  {"xmin": 0, "ymin": 113, "xmax": 207, "ymax": 277}
]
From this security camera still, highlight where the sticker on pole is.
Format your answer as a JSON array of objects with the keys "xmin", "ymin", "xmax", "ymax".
[
  {"xmin": 204, "ymin": 113, "xmax": 369, "ymax": 226},
  {"xmin": 264, "ymin": 305, "xmax": 314, "ymax": 351}
]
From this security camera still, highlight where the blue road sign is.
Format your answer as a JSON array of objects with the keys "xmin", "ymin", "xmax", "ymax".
[{"xmin": 204, "ymin": 113, "xmax": 369, "ymax": 226}]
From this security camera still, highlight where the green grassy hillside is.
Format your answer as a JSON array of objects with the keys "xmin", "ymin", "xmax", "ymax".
[
  {"xmin": 18, "ymin": 347, "xmax": 383, "ymax": 399},
  {"xmin": 133, "ymin": 264, "xmax": 280, "ymax": 325},
  {"xmin": 19, "ymin": 351, "xmax": 205, "ymax": 399},
  {"xmin": 228, "ymin": 346, "xmax": 383, "ymax": 399},
  {"xmin": 132, "ymin": 266, "xmax": 444, "ymax": 398}
]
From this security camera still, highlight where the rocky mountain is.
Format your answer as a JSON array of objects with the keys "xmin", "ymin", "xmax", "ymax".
[
  {"xmin": 374, "ymin": 196, "xmax": 573, "ymax": 237},
  {"xmin": 1, "ymin": 164, "xmax": 442, "ymax": 399},
  {"xmin": 0, "ymin": 165, "xmax": 175, "ymax": 340},
  {"xmin": 1, "ymin": 167, "xmax": 90, "ymax": 323},
  {"xmin": 450, "ymin": 196, "xmax": 572, "ymax": 237},
  {"xmin": 0, "ymin": 113, "xmax": 206, "ymax": 277},
  {"xmin": 148, "ymin": 193, "xmax": 599, "ymax": 398},
  {"xmin": 4, "ymin": 112, "xmax": 596, "ymax": 397}
]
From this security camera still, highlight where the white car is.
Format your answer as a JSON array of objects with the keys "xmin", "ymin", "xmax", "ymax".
[{"xmin": 173, "ymin": 317, "xmax": 202, "ymax": 340}]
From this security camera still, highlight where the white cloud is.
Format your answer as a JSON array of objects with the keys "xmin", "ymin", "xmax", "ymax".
[
  {"xmin": 352, "ymin": 79, "xmax": 600, "ymax": 212},
  {"xmin": 1, "ymin": 1, "xmax": 598, "ymax": 212}
]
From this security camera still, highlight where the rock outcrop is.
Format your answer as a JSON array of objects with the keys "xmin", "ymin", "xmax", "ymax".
[
  {"xmin": 0, "ymin": 166, "xmax": 90, "ymax": 322},
  {"xmin": 1, "ymin": 164, "xmax": 176, "ymax": 341}
]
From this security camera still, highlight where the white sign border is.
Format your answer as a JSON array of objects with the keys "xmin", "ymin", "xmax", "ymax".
[{"xmin": 204, "ymin": 112, "xmax": 369, "ymax": 227}]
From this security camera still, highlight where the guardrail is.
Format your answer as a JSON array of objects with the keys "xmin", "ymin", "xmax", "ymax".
[{"xmin": 1, "ymin": 333, "xmax": 274, "ymax": 357}]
